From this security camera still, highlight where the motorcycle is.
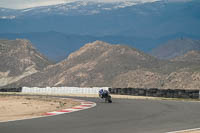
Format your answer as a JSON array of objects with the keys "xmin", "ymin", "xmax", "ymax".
[
  {"xmin": 99, "ymin": 90, "xmax": 112, "ymax": 103},
  {"xmin": 105, "ymin": 94, "xmax": 112, "ymax": 103}
]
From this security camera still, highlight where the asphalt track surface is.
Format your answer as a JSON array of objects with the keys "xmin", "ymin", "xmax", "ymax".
[{"xmin": 1, "ymin": 97, "xmax": 200, "ymax": 133}]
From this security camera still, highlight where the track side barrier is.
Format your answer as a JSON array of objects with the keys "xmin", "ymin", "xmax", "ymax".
[
  {"xmin": 0, "ymin": 87, "xmax": 22, "ymax": 92},
  {"xmin": 109, "ymin": 88, "xmax": 200, "ymax": 99},
  {"xmin": 22, "ymin": 87, "xmax": 109, "ymax": 95},
  {"xmin": 2, "ymin": 87, "xmax": 199, "ymax": 99}
]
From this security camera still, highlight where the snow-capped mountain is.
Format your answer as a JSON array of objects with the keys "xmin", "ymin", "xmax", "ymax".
[
  {"xmin": 0, "ymin": 0, "xmax": 159, "ymax": 18},
  {"xmin": 0, "ymin": 0, "xmax": 199, "ymax": 35},
  {"xmin": 0, "ymin": 0, "xmax": 199, "ymax": 61},
  {"xmin": 20, "ymin": 1, "xmax": 137, "ymax": 16},
  {"xmin": 0, "ymin": 0, "xmax": 194, "ymax": 19}
]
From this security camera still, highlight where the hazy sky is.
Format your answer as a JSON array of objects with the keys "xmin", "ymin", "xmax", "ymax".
[{"xmin": 0, "ymin": 0, "xmax": 159, "ymax": 9}]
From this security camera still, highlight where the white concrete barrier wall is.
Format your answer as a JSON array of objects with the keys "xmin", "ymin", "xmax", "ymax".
[{"xmin": 22, "ymin": 87, "xmax": 109, "ymax": 95}]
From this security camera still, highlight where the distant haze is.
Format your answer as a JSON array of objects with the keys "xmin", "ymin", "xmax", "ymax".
[{"xmin": 0, "ymin": 0, "xmax": 159, "ymax": 9}]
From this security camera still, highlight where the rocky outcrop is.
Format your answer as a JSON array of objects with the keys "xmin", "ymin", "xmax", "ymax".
[
  {"xmin": 112, "ymin": 70, "xmax": 163, "ymax": 88},
  {"xmin": 163, "ymin": 71, "xmax": 200, "ymax": 89},
  {"xmin": 0, "ymin": 39, "xmax": 52, "ymax": 87},
  {"xmin": 112, "ymin": 70, "xmax": 200, "ymax": 90}
]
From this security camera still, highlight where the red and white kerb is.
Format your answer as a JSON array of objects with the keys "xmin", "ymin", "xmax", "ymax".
[{"xmin": 43, "ymin": 98, "xmax": 96, "ymax": 116}]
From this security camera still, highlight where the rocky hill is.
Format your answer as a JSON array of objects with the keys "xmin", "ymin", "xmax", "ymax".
[
  {"xmin": 0, "ymin": 39, "xmax": 52, "ymax": 87},
  {"xmin": 4, "ymin": 40, "xmax": 200, "ymax": 90},
  {"xmin": 112, "ymin": 69, "xmax": 200, "ymax": 89},
  {"xmin": 7, "ymin": 41, "xmax": 160, "ymax": 87},
  {"xmin": 150, "ymin": 38, "xmax": 200, "ymax": 59}
]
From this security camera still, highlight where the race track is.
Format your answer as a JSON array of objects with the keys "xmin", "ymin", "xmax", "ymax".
[{"xmin": 1, "ymin": 97, "xmax": 200, "ymax": 133}]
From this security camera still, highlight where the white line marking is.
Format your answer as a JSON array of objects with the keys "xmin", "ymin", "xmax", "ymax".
[{"xmin": 166, "ymin": 128, "xmax": 200, "ymax": 133}]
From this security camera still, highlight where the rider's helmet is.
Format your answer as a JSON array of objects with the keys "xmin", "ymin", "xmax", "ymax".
[{"xmin": 99, "ymin": 89, "xmax": 104, "ymax": 94}]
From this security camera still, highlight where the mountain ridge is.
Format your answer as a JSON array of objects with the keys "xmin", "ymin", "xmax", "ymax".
[
  {"xmin": 0, "ymin": 1, "xmax": 149, "ymax": 18},
  {"xmin": 1, "ymin": 32, "xmax": 199, "ymax": 62},
  {"xmin": 150, "ymin": 38, "xmax": 200, "ymax": 59},
  {"xmin": 5, "ymin": 40, "xmax": 159, "ymax": 88},
  {"xmin": 2, "ymin": 40, "xmax": 200, "ymax": 90},
  {"xmin": 0, "ymin": 0, "xmax": 199, "ymax": 62},
  {"xmin": 0, "ymin": 39, "xmax": 52, "ymax": 87},
  {"xmin": 1, "ymin": 0, "xmax": 199, "ymax": 36}
]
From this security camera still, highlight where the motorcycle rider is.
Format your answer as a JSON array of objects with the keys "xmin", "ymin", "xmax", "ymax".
[{"xmin": 99, "ymin": 89, "xmax": 109, "ymax": 98}]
